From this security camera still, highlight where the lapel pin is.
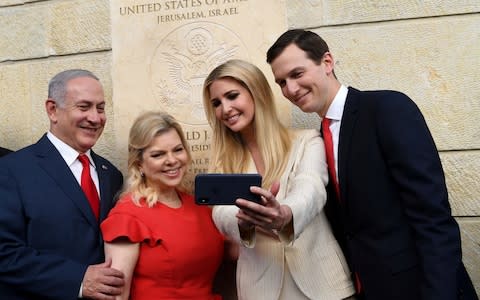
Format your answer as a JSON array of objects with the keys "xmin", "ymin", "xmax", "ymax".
[{"xmin": 102, "ymin": 165, "xmax": 108, "ymax": 170}]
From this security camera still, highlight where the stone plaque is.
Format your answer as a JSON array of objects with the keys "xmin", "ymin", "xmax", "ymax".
[{"xmin": 111, "ymin": 0, "xmax": 288, "ymax": 191}]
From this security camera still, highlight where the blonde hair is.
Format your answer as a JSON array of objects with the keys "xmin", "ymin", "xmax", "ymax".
[
  {"xmin": 121, "ymin": 111, "xmax": 191, "ymax": 207},
  {"xmin": 202, "ymin": 59, "xmax": 291, "ymax": 189}
]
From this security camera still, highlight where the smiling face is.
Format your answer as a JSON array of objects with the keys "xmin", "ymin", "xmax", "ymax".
[
  {"xmin": 46, "ymin": 76, "xmax": 106, "ymax": 153},
  {"xmin": 208, "ymin": 77, "xmax": 255, "ymax": 136},
  {"xmin": 139, "ymin": 128, "xmax": 189, "ymax": 193},
  {"xmin": 270, "ymin": 43, "xmax": 339, "ymax": 117}
]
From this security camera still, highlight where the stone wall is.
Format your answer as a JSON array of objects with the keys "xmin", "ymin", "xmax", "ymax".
[{"xmin": 0, "ymin": 0, "xmax": 478, "ymax": 295}]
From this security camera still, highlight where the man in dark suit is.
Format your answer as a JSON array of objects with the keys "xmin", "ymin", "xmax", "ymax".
[
  {"xmin": 266, "ymin": 29, "xmax": 478, "ymax": 300},
  {"xmin": 0, "ymin": 147, "xmax": 12, "ymax": 157},
  {"xmin": 0, "ymin": 69, "xmax": 125, "ymax": 299}
]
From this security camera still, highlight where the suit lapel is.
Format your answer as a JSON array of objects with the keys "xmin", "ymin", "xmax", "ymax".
[
  {"xmin": 338, "ymin": 88, "xmax": 360, "ymax": 199},
  {"xmin": 91, "ymin": 152, "xmax": 113, "ymax": 221},
  {"xmin": 34, "ymin": 135, "xmax": 98, "ymax": 227}
]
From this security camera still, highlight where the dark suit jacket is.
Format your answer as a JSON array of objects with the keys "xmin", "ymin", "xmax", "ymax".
[
  {"xmin": 324, "ymin": 87, "xmax": 477, "ymax": 300},
  {"xmin": 0, "ymin": 146, "xmax": 12, "ymax": 157},
  {"xmin": 0, "ymin": 134, "xmax": 123, "ymax": 299}
]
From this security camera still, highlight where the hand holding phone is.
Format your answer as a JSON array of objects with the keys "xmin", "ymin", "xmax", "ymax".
[{"xmin": 194, "ymin": 173, "xmax": 262, "ymax": 205}]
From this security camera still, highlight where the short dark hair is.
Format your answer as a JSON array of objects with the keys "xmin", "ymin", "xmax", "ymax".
[{"xmin": 266, "ymin": 29, "xmax": 330, "ymax": 65}]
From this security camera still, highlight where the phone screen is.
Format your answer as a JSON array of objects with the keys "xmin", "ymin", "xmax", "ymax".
[{"xmin": 194, "ymin": 173, "xmax": 262, "ymax": 205}]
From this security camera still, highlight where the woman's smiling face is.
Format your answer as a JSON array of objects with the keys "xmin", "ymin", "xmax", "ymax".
[
  {"xmin": 139, "ymin": 128, "xmax": 189, "ymax": 192},
  {"xmin": 209, "ymin": 77, "xmax": 255, "ymax": 135}
]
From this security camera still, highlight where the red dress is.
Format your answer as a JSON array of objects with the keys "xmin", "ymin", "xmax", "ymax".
[{"xmin": 101, "ymin": 191, "xmax": 224, "ymax": 300}]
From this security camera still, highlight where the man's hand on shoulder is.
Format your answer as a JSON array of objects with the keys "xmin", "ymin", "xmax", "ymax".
[{"xmin": 82, "ymin": 258, "xmax": 125, "ymax": 299}]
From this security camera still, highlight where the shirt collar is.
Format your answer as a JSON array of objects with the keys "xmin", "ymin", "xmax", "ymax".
[
  {"xmin": 325, "ymin": 84, "xmax": 348, "ymax": 122},
  {"xmin": 47, "ymin": 131, "xmax": 95, "ymax": 168}
]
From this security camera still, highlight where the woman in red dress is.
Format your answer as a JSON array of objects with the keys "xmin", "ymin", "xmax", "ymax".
[{"xmin": 101, "ymin": 111, "xmax": 225, "ymax": 300}]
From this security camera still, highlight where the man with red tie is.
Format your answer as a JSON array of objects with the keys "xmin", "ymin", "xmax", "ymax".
[
  {"xmin": 267, "ymin": 29, "xmax": 477, "ymax": 300},
  {"xmin": 0, "ymin": 69, "xmax": 125, "ymax": 299}
]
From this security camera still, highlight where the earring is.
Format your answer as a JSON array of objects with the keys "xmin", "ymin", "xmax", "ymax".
[{"xmin": 140, "ymin": 171, "xmax": 144, "ymax": 177}]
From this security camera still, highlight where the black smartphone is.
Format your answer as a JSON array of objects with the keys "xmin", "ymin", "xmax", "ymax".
[{"xmin": 194, "ymin": 173, "xmax": 262, "ymax": 205}]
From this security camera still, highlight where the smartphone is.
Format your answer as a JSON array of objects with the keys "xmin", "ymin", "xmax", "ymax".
[{"xmin": 194, "ymin": 173, "xmax": 262, "ymax": 205}]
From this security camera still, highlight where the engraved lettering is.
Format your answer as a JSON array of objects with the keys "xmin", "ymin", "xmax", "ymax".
[
  {"xmin": 208, "ymin": 7, "xmax": 238, "ymax": 16},
  {"xmin": 157, "ymin": 11, "xmax": 206, "ymax": 23},
  {"xmin": 119, "ymin": 3, "xmax": 162, "ymax": 15}
]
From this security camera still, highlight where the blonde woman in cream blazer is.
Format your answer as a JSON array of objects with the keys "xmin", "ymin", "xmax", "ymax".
[
  {"xmin": 213, "ymin": 129, "xmax": 354, "ymax": 300},
  {"xmin": 202, "ymin": 59, "xmax": 354, "ymax": 300}
]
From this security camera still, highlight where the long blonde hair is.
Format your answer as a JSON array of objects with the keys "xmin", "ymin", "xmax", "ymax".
[
  {"xmin": 121, "ymin": 111, "xmax": 191, "ymax": 207},
  {"xmin": 202, "ymin": 59, "xmax": 291, "ymax": 189}
]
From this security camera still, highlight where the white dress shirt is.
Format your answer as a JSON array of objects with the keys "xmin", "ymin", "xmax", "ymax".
[
  {"xmin": 324, "ymin": 84, "xmax": 348, "ymax": 181},
  {"xmin": 46, "ymin": 131, "xmax": 100, "ymax": 195}
]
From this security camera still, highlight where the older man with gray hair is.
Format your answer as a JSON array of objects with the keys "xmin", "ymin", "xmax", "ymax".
[{"xmin": 0, "ymin": 69, "xmax": 125, "ymax": 299}]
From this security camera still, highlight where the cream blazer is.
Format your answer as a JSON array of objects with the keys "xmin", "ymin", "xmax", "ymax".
[{"xmin": 212, "ymin": 129, "xmax": 355, "ymax": 300}]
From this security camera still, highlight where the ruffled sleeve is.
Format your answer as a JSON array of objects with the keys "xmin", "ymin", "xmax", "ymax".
[{"xmin": 101, "ymin": 199, "xmax": 161, "ymax": 247}]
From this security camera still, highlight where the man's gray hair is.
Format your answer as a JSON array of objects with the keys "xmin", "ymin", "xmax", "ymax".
[{"xmin": 48, "ymin": 69, "xmax": 100, "ymax": 106}]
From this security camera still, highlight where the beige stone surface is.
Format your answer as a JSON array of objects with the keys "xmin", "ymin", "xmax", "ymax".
[
  {"xmin": 458, "ymin": 218, "xmax": 480, "ymax": 296},
  {"xmin": 49, "ymin": 0, "xmax": 110, "ymax": 54},
  {"xmin": 0, "ymin": 4, "xmax": 50, "ymax": 61},
  {"xmin": 287, "ymin": 0, "xmax": 480, "ymax": 28},
  {"xmin": 0, "ymin": 1, "xmax": 25, "ymax": 6},
  {"xmin": 0, "ymin": 0, "xmax": 110, "ymax": 62},
  {"xmin": 0, "ymin": 64, "xmax": 33, "ymax": 149},
  {"xmin": 0, "ymin": 1, "xmax": 37, "ymax": 6},
  {"xmin": 287, "ymin": 15, "xmax": 480, "ymax": 151},
  {"xmin": 441, "ymin": 151, "xmax": 480, "ymax": 216}
]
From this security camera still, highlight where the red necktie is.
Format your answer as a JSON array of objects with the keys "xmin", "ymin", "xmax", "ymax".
[
  {"xmin": 321, "ymin": 117, "xmax": 341, "ymax": 200},
  {"xmin": 78, "ymin": 154, "xmax": 100, "ymax": 220},
  {"xmin": 322, "ymin": 118, "xmax": 363, "ymax": 294}
]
